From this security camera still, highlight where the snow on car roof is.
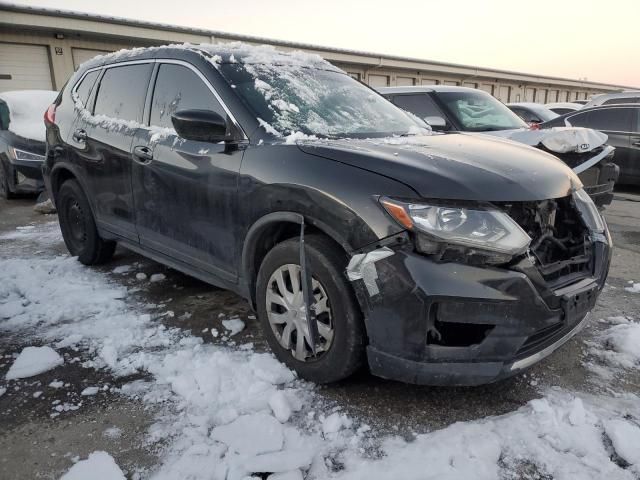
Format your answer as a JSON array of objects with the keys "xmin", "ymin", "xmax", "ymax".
[
  {"xmin": 80, "ymin": 42, "xmax": 341, "ymax": 72},
  {"xmin": 0, "ymin": 90, "xmax": 58, "ymax": 142}
]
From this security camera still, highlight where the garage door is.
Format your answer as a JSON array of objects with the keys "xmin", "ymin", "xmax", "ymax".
[
  {"xmin": 72, "ymin": 48, "xmax": 111, "ymax": 70},
  {"xmin": 368, "ymin": 74, "xmax": 389, "ymax": 87},
  {"xmin": 0, "ymin": 43, "xmax": 53, "ymax": 92}
]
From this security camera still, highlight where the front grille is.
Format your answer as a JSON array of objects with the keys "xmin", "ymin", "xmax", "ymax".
[
  {"xmin": 499, "ymin": 196, "xmax": 593, "ymax": 288},
  {"xmin": 578, "ymin": 167, "xmax": 600, "ymax": 187}
]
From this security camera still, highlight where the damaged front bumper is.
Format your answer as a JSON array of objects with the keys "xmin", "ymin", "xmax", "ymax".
[{"xmin": 349, "ymin": 228, "xmax": 611, "ymax": 386}]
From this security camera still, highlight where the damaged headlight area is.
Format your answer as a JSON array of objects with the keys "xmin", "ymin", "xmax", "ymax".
[
  {"xmin": 380, "ymin": 197, "xmax": 531, "ymax": 264},
  {"xmin": 572, "ymin": 188, "xmax": 605, "ymax": 234}
]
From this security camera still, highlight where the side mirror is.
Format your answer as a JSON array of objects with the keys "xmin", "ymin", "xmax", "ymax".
[
  {"xmin": 171, "ymin": 109, "xmax": 228, "ymax": 143},
  {"xmin": 424, "ymin": 116, "xmax": 447, "ymax": 131}
]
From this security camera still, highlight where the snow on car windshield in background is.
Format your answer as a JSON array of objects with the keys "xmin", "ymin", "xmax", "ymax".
[
  {"xmin": 0, "ymin": 90, "xmax": 58, "ymax": 142},
  {"xmin": 439, "ymin": 90, "xmax": 527, "ymax": 131},
  {"xmin": 211, "ymin": 44, "xmax": 423, "ymax": 139}
]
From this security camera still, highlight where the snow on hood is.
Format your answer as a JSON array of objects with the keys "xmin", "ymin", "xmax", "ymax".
[
  {"xmin": 0, "ymin": 90, "xmax": 58, "ymax": 142},
  {"xmin": 484, "ymin": 127, "xmax": 608, "ymax": 154}
]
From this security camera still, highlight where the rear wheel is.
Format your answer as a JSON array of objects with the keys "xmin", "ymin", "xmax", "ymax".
[
  {"xmin": 256, "ymin": 234, "xmax": 366, "ymax": 383},
  {"xmin": 57, "ymin": 179, "xmax": 116, "ymax": 265}
]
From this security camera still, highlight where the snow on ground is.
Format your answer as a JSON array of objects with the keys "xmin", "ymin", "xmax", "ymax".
[
  {"xmin": 625, "ymin": 282, "xmax": 640, "ymax": 293},
  {"xmin": 2, "ymin": 222, "xmax": 640, "ymax": 479},
  {"xmin": 585, "ymin": 315, "xmax": 640, "ymax": 374},
  {"xmin": 60, "ymin": 451, "xmax": 126, "ymax": 480},
  {"xmin": 5, "ymin": 346, "xmax": 63, "ymax": 380}
]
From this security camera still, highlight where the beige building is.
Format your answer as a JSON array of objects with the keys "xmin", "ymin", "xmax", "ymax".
[{"xmin": 0, "ymin": 2, "xmax": 636, "ymax": 102}]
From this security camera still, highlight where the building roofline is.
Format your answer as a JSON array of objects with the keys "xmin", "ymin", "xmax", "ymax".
[{"xmin": 1, "ymin": 1, "xmax": 637, "ymax": 91}]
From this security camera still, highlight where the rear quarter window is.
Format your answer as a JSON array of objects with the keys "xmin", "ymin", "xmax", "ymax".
[
  {"xmin": 94, "ymin": 63, "xmax": 153, "ymax": 123},
  {"xmin": 73, "ymin": 70, "xmax": 100, "ymax": 108}
]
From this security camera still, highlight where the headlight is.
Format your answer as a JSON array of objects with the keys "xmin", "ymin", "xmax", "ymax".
[
  {"xmin": 572, "ymin": 188, "xmax": 604, "ymax": 233},
  {"xmin": 10, "ymin": 148, "xmax": 45, "ymax": 162},
  {"xmin": 380, "ymin": 197, "xmax": 531, "ymax": 256}
]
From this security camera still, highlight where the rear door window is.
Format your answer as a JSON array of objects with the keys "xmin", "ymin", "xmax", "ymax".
[
  {"xmin": 94, "ymin": 63, "xmax": 153, "ymax": 123},
  {"xmin": 585, "ymin": 108, "xmax": 633, "ymax": 132},
  {"xmin": 391, "ymin": 94, "xmax": 444, "ymax": 120},
  {"xmin": 74, "ymin": 70, "xmax": 100, "ymax": 108},
  {"xmin": 150, "ymin": 63, "xmax": 225, "ymax": 129}
]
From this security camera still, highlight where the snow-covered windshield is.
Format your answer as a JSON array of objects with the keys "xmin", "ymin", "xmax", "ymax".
[
  {"xmin": 218, "ymin": 63, "xmax": 422, "ymax": 139},
  {"xmin": 0, "ymin": 90, "xmax": 58, "ymax": 142},
  {"xmin": 437, "ymin": 91, "xmax": 527, "ymax": 132}
]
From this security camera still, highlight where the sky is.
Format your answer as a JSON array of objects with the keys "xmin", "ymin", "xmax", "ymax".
[{"xmin": 14, "ymin": 0, "xmax": 640, "ymax": 87}]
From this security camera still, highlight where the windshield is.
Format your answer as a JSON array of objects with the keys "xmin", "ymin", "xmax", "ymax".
[
  {"xmin": 218, "ymin": 63, "xmax": 423, "ymax": 138},
  {"xmin": 437, "ymin": 91, "xmax": 527, "ymax": 131}
]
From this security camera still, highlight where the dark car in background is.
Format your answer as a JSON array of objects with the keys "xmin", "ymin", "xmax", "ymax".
[
  {"xmin": 507, "ymin": 102, "xmax": 559, "ymax": 125},
  {"xmin": 379, "ymin": 86, "xmax": 619, "ymax": 207},
  {"xmin": 0, "ymin": 90, "xmax": 58, "ymax": 199},
  {"xmin": 44, "ymin": 44, "xmax": 610, "ymax": 386},
  {"xmin": 541, "ymin": 105, "xmax": 640, "ymax": 185}
]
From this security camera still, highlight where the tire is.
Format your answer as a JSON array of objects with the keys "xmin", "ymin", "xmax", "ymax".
[
  {"xmin": 57, "ymin": 179, "xmax": 116, "ymax": 265},
  {"xmin": 256, "ymin": 234, "xmax": 366, "ymax": 383},
  {"xmin": 0, "ymin": 163, "xmax": 16, "ymax": 199}
]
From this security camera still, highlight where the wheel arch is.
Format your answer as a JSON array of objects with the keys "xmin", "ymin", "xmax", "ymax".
[{"xmin": 241, "ymin": 211, "xmax": 354, "ymax": 309}]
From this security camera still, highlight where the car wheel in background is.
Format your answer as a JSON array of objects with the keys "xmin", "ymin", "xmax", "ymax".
[
  {"xmin": 256, "ymin": 234, "xmax": 366, "ymax": 383},
  {"xmin": 0, "ymin": 163, "xmax": 16, "ymax": 199},
  {"xmin": 57, "ymin": 179, "xmax": 116, "ymax": 265}
]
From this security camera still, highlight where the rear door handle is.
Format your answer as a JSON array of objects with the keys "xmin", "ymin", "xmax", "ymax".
[
  {"xmin": 72, "ymin": 129, "xmax": 87, "ymax": 142},
  {"xmin": 632, "ymin": 139, "xmax": 640, "ymax": 147},
  {"xmin": 132, "ymin": 145, "xmax": 153, "ymax": 164}
]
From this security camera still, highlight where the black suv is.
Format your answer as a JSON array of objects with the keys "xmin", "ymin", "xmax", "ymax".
[
  {"xmin": 541, "ymin": 105, "xmax": 640, "ymax": 186},
  {"xmin": 44, "ymin": 44, "xmax": 611, "ymax": 386}
]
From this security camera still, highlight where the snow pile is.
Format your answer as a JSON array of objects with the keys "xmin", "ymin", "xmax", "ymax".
[
  {"xmin": 625, "ymin": 282, "xmax": 640, "ymax": 293},
  {"xmin": 588, "ymin": 316, "xmax": 640, "ymax": 370},
  {"xmin": 604, "ymin": 419, "xmax": 640, "ymax": 470},
  {"xmin": 336, "ymin": 393, "xmax": 640, "ymax": 480},
  {"xmin": 5, "ymin": 346, "xmax": 63, "ymax": 380},
  {"xmin": 4, "ymin": 222, "xmax": 640, "ymax": 480},
  {"xmin": 60, "ymin": 451, "xmax": 126, "ymax": 480},
  {"xmin": 0, "ymin": 90, "xmax": 57, "ymax": 141},
  {"xmin": 221, "ymin": 317, "xmax": 245, "ymax": 336},
  {"xmin": 0, "ymin": 221, "xmax": 62, "ymax": 248}
]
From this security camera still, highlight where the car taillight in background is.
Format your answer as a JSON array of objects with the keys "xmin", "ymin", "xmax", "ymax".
[{"xmin": 44, "ymin": 103, "xmax": 57, "ymax": 125}]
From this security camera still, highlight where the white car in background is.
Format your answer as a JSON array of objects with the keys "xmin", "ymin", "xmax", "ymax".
[
  {"xmin": 545, "ymin": 102, "xmax": 583, "ymax": 115},
  {"xmin": 507, "ymin": 102, "xmax": 559, "ymax": 125},
  {"xmin": 583, "ymin": 91, "xmax": 640, "ymax": 108}
]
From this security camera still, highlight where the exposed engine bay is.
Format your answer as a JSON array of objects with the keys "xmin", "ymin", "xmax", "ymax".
[{"xmin": 501, "ymin": 197, "xmax": 592, "ymax": 287}]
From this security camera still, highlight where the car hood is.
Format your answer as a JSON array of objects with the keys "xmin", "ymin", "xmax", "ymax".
[
  {"xmin": 479, "ymin": 126, "xmax": 607, "ymax": 154},
  {"xmin": 296, "ymin": 133, "xmax": 581, "ymax": 202}
]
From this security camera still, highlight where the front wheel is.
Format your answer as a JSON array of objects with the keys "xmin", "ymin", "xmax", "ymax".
[
  {"xmin": 57, "ymin": 179, "xmax": 116, "ymax": 265},
  {"xmin": 256, "ymin": 234, "xmax": 366, "ymax": 383}
]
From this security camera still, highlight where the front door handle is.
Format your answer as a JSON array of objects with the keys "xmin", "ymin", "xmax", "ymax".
[
  {"xmin": 632, "ymin": 139, "xmax": 640, "ymax": 147},
  {"xmin": 72, "ymin": 129, "xmax": 87, "ymax": 142},
  {"xmin": 132, "ymin": 145, "xmax": 153, "ymax": 164}
]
